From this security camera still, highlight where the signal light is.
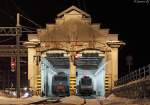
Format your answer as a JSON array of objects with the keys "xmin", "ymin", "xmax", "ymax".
[
  {"xmin": 75, "ymin": 54, "xmax": 82, "ymax": 59},
  {"xmin": 11, "ymin": 57, "xmax": 16, "ymax": 72}
]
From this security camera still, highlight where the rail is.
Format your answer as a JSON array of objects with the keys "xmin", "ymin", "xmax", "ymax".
[{"xmin": 115, "ymin": 64, "xmax": 150, "ymax": 86}]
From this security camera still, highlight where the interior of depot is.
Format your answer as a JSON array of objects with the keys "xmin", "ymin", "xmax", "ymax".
[{"xmin": 40, "ymin": 50, "xmax": 106, "ymax": 97}]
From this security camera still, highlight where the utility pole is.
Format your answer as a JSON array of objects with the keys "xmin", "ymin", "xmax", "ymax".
[
  {"xmin": 0, "ymin": 13, "xmax": 22, "ymax": 98},
  {"xmin": 16, "ymin": 13, "xmax": 21, "ymax": 98}
]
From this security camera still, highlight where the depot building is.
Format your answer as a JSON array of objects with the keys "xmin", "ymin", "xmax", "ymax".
[{"xmin": 24, "ymin": 6, "xmax": 125, "ymax": 97}]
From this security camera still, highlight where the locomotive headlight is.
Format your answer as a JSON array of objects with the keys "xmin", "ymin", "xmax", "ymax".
[
  {"xmin": 59, "ymin": 82, "xmax": 62, "ymax": 85},
  {"xmin": 24, "ymin": 92, "xmax": 29, "ymax": 97},
  {"xmin": 23, "ymin": 87, "xmax": 27, "ymax": 91},
  {"xmin": 12, "ymin": 91, "xmax": 16, "ymax": 96}
]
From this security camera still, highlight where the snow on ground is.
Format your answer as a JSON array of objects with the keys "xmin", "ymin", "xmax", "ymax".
[
  {"xmin": 102, "ymin": 94, "xmax": 150, "ymax": 105},
  {"xmin": 60, "ymin": 96, "xmax": 83, "ymax": 105},
  {"xmin": 84, "ymin": 98, "xmax": 100, "ymax": 105},
  {"xmin": 0, "ymin": 96, "xmax": 47, "ymax": 105},
  {"xmin": 60, "ymin": 96, "xmax": 100, "ymax": 105},
  {"xmin": 0, "ymin": 94, "xmax": 149, "ymax": 105}
]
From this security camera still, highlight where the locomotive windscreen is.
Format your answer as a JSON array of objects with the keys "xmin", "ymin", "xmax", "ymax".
[
  {"xmin": 54, "ymin": 76, "xmax": 67, "ymax": 81},
  {"xmin": 81, "ymin": 77, "xmax": 92, "ymax": 85},
  {"xmin": 78, "ymin": 76, "xmax": 93, "ymax": 96},
  {"xmin": 52, "ymin": 72, "xmax": 70, "ymax": 96}
]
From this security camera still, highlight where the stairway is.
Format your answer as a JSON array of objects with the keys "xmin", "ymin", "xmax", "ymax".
[
  {"xmin": 36, "ymin": 74, "xmax": 41, "ymax": 94},
  {"xmin": 105, "ymin": 74, "xmax": 112, "ymax": 96},
  {"xmin": 70, "ymin": 76, "xmax": 76, "ymax": 95}
]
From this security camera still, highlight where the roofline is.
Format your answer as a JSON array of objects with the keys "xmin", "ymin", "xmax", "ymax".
[{"xmin": 57, "ymin": 5, "xmax": 91, "ymax": 18}]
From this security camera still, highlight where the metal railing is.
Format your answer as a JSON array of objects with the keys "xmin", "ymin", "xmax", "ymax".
[{"xmin": 115, "ymin": 64, "xmax": 150, "ymax": 86}]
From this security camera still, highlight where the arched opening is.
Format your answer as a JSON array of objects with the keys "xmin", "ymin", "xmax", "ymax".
[
  {"xmin": 75, "ymin": 49, "xmax": 105, "ymax": 96},
  {"xmin": 40, "ymin": 49, "xmax": 70, "ymax": 97}
]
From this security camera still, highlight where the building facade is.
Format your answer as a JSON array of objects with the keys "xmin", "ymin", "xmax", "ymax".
[{"xmin": 24, "ymin": 6, "xmax": 125, "ymax": 96}]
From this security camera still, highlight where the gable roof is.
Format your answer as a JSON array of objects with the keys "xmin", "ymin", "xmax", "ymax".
[{"xmin": 57, "ymin": 5, "xmax": 90, "ymax": 18}]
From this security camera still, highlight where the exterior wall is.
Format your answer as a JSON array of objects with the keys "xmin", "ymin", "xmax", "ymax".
[
  {"xmin": 28, "ymin": 48, "xmax": 37, "ymax": 91},
  {"xmin": 105, "ymin": 52, "xmax": 112, "ymax": 75},
  {"xmin": 26, "ymin": 34, "xmax": 40, "ymax": 92},
  {"xmin": 69, "ymin": 57, "xmax": 76, "ymax": 77},
  {"xmin": 69, "ymin": 54, "xmax": 77, "ymax": 95},
  {"xmin": 105, "ymin": 48, "xmax": 119, "ymax": 88},
  {"xmin": 111, "ymin": 48, "xmax": 118, "ymax": 83},
  {"xmin": 25, "ymin": 6, "xmax": 123, "ymax": 96},
  {"xmin": 107, "ymin": 34, "xmax": 119, "ymax": 88},
  {"xmin": 28, "ymin": 48, "xmax": 39, "ymax": 91},
  {"xmin": 64, "ymin": 10, "xmax": 82, "ymax": 20}
]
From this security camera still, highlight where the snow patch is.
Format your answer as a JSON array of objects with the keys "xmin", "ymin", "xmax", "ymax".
[
  {"xmin": 60, "ymin": 96, "xmax": 83, "ymax": 105},
  {"xmin": 0, "ymin": 96, "xmax": 46, "ymax": 105}
]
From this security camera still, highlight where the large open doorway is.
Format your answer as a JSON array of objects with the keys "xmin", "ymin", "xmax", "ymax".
[
  {"xmin": 40, "ymin": 49, "xmax": 106, "ymax": 97},
  {"xmin": 75, "ymin": 50, "xmax": 105, "ymax": 96},
  {"xmin": 40, "ymin": 50, "xmax": 70, "ymax": 97}
]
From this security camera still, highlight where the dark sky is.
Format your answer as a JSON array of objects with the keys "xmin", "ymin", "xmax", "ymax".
[{"xmin": 0, "ymin": 0, "xmax": 150, "ymax": 77}]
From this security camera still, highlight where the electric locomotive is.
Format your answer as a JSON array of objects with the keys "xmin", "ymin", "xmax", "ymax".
[
  {"xmin": 78, "ymin": 76, "xmax": 93, "ymax": 96},
  {"xmin": 52, "ymin": 72, "xmax": 69, "ymax": 96}
]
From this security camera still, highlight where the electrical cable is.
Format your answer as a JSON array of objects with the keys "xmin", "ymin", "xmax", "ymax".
[
  {"xmin": 0, "ymin": 37, "xmax": 15, "ymax": 44},
  {"xmin": 20, "ymin": 14, "xmax": 41, "ymax": 28},
  {"xmin": 22, "ymin": 26, "xmax": 37, "ymax": 30},
  {"xmin": 10, "ymin": 0, "xmax": 42, "ymax": 28},
  {"xmin": 0, "ymin": 9, "xmax": 16, "ymax": 23}
]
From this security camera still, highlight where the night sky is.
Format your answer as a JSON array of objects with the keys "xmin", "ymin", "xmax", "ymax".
[{"xmin": 0, "ymin": 0, "xmax": 150, "ymax": 77}]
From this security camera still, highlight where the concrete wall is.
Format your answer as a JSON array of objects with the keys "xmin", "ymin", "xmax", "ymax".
[
  {"xmin": 95, "ymin": 59, "xmax": 105, "ymax": 96},
  {"xmin": 113, "ymin": 79, "xmax": 150, "ymax": 99},
  {"xmin": 41, "ymin": 57, "xmax": 57, "ymax": 96},
  {"xmin": 28, "ymin": 48, "xmax": 38, "ymax": 91}
]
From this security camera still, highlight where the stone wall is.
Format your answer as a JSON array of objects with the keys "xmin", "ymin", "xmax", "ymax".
[{"xmin": 112, "ymin": 78, "xmax": 150, "ymax": 99}]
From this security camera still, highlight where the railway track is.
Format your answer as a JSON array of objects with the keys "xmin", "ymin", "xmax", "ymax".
[{"xmin": 30, "ymin": 96, "xmax": 101, "ymax": 105}]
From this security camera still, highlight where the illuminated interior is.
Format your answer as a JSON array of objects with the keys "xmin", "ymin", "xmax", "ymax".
[
  {"xmin": 76, "ymin": 52, "xmax": 105, "ymax": 96},
  {"xmin": 40, "ymin": 50, "xmax": 105, "ymax": 97},
  {"xmin": 40, "ymin": 51, "xmax": 70, "ymax": 97}
]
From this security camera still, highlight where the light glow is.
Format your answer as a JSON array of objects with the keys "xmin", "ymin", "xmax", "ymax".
[{"xmin": 23, "ymin": 87, "xmax": 27, "ymax": 91}]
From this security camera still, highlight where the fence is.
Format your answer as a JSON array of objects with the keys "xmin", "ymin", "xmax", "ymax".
[{"xmin": 115, "ymin": 64, "xmax": 150, "ymax": 86}]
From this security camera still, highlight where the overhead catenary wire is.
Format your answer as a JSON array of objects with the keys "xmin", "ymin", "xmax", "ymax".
[
  {"xmin": 0, "ymin": 0, "xmax": 42, "ymax": 31},
  {"xmin": 0, "ymin": 0, "xmax": 17, "ymax": 23},
  {"xmin": 0, "ymin": 9, "xmax": 16, "ymax": 23},
  {"xmin": 10, "ymin": 0, "xmax": 42, "ymax": 28},
  {"xmin": 22, "ymin": 26, "xmax": 31, "ymax": 31},
  {"xmin": 21, "ymin": 26, "xmax": 38, "ymax": 33},
  {"xmin": 20, "ymin": 14, "xmax": 42, "ymax": 28},
  {"xmin": 22, "ymin": 26, "xmax": 38, "ymax": 30},
  {"xmin": 10, "ymin": 0, "xmax": 23, "ymax": 13},
  {"xmin": 0, "ymin": 37, "xmax": 15, "ymax": 44}
]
